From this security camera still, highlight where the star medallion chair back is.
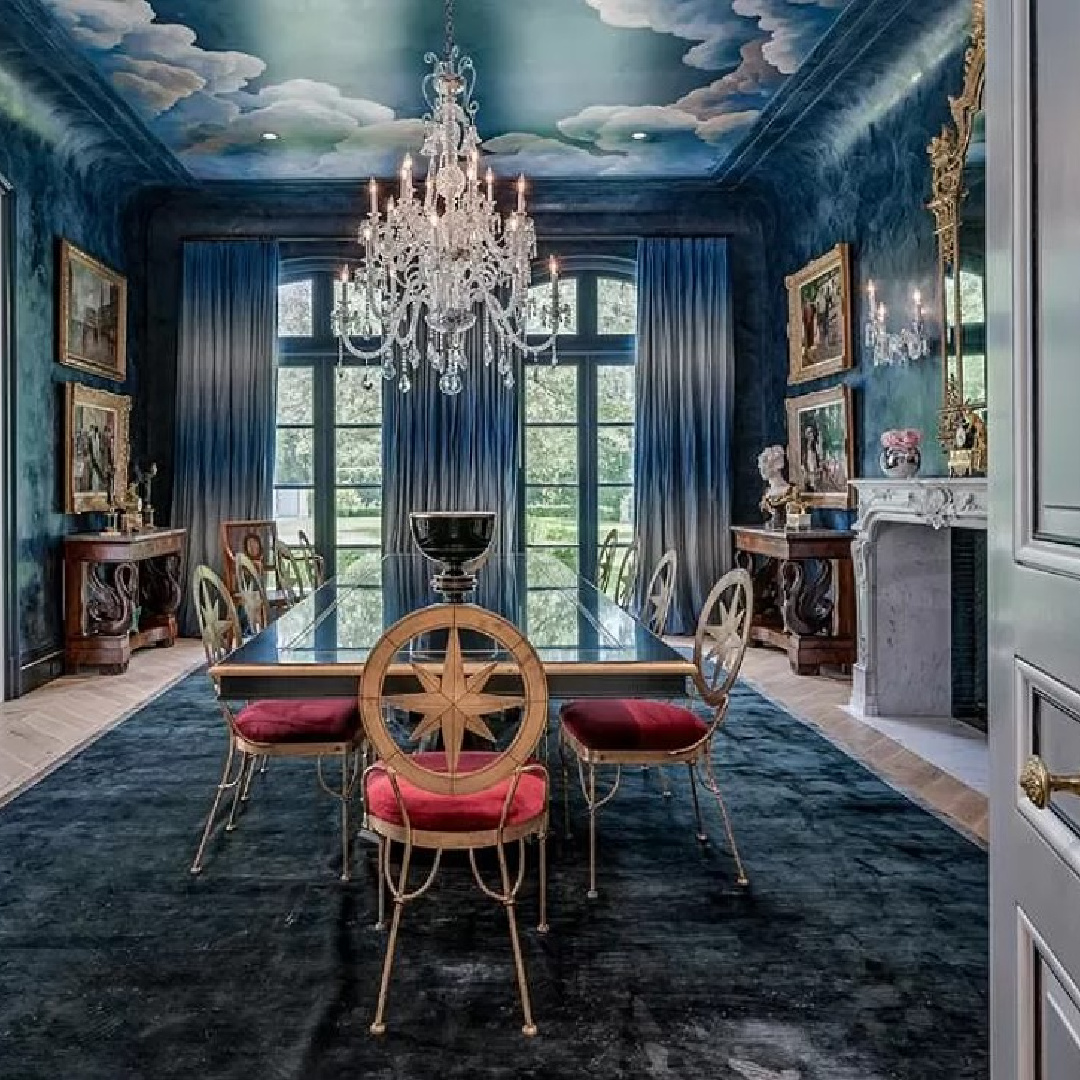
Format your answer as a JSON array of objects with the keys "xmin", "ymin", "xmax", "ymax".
[
  {"xmin": 359, "ymin": 603, "xmax": 551, "ymax": 1037},
  {"xmin": 190, "ymin": 565, "xmax": 364, "ymax": 880},
  {"xmin": 641, "ymin": 548, "xmax": 677, "ymax": 636},
  {"xmin": 596, "ymin": 527, "xmax": 620, "ymax": 593},
  {"xmin": 558, "ymin": 567, "xmax": 753, "ymax": 898}
]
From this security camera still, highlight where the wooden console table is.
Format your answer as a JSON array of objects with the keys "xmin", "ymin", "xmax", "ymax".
[
  {"xmin": 64, "ymin": 529, "xmax": 186, "ymax": 674},
  {"xmin": 731, "ymin": 525, "xmax": 856, "ymax": 675}
]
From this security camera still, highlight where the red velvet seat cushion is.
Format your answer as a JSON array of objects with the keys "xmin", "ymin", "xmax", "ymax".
[
  {"xmin": 561, "ymin": 699, "xmax": 708, "ymax": 752},
  {"xmin": 365, "ymin": 751, "xmax": 547, "ymax": 832},
  {"xmin": 234, "ymin": 698, "xmax": 360, "ymax": 743}
]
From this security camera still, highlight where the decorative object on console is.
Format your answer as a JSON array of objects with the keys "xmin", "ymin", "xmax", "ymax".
[
  {"xmin": 785, "ymin": 243, "xmax": 853, "ymax": 385},
  {"xmin": 409, "ymin": 510, "xmax": 496, "ymax": 600},
  {"xmin": 785, "ymin": 384, "xmax": 854, "ymax": 509},
  {"xmin": 63, "ymin": 528, "xmax": 185, "ymax": 675},
  {"xmin": 64, "ymin": 383, "xmax": 131, "ymax": 514},
  {"xmin": 134, "ymin": 462, "xmax": 158, "ymax": 527},
  {"xmin": 332, "ymin": 0, "xmax": 560, "ymax": 396},
  {"xmin": 57, "ymin": 239, "xmax": 127, "ymax": 382},
  {"xmin": 785, "ymin": 496, "xmax": 812, "ymax": 531},
  {"xmin": 879, "ymin": 428, "xmax": 923, "ymax": 479},
  {"xmin": 863, "ymin": 281, "xmax": 930, "ymax": 365},
  {"xmin": 757, "ymin": 444, "xmax": 795, "ymax": 529}
]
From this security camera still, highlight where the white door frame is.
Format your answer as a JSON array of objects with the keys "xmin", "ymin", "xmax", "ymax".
[{"xmin": 0, "ymin": 176, "xmax": 13, "ymax": 701}]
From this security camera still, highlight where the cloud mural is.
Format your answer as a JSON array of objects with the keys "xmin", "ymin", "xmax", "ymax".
[{"xmin": 39, "ymin": 0, "xmax": 851, "ymax": 180}]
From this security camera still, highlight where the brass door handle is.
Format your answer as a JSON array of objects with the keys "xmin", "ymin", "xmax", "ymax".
[{"xmin": 1020, "ymin": 755, "xmax": 1080, "ymax": 809}]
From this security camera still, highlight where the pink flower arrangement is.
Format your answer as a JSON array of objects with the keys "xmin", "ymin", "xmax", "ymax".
[{"xmin": 880, "ymin": 428, "xmax": 922, "ymax": 451}]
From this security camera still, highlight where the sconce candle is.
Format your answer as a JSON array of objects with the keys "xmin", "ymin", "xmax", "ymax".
[{"xmin": 864, "ymin": 282, "xmax": 930, "ymax": 365}]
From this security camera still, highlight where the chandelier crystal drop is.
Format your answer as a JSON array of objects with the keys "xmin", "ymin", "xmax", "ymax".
[{"xmin": 332, "ymin": 0, "xmax": 560, "ymax": 396}]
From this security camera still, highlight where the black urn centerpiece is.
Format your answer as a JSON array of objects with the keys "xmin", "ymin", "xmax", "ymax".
[{"xmin": 409, "ymin": 511, "xmax": 496, "ymax": 601}]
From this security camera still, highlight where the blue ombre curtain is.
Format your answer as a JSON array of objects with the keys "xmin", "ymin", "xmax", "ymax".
[
  {"xmin": 173, "ymin": 240, "xmax": 279, "ymax": 635},
  {"xmin": 634, "ymin": 238, "xmax": 733, "ymax": 634},
  {"xmin": 383, "ymin": 324, "xmax": 520, "ymax": 558}
]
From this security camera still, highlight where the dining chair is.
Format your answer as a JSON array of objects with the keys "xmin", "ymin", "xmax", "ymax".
[
  {"xmin": 190, "ymin": 565, "xmax": 364, "ymax": 879},
  {"xmin": 274, "ymin": 540, "xmax": 319, "ymax": 608},
  {"xmin": 360, "ymin": 603, "xmax": 550, "ymax": 1037},
  {"xmin": 558, "ymin": 567, "xmax": 753, "ymax": 899},
  {"xmin": 296, "ymin": 529, "xmax": 327, "ymax": 589},
  {"xmin": 235, "ymin": 551, "xmax": 272, "ymax": 633},
  {"xmin": 641, "ymin": 549, "xmax": 678, "ymax": 637},
  {"xmin": 596, "ymin": 528, "xmax": 620, "ymax": 593},
  {"xmin": 613, "ymin": 540, "xmax": 638, "ymax": 610}
]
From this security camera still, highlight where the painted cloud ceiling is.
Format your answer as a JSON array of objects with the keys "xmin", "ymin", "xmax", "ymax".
[{"xmin": 38, "ymin": 0, "xmax": 852, "ymax": 180}]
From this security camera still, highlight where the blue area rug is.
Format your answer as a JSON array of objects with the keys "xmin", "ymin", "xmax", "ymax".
[{"xmin": 0, "ymin": 673, "xmax": 987, "ymax": 1079}]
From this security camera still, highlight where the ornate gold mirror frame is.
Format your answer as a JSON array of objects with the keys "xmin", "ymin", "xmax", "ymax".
[{"xmin": 928, "ymin": 0, "xmax": 986, "ymax": 476}]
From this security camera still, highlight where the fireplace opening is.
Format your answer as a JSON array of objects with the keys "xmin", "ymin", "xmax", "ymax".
[{"xmin": 951, "ymin": 529, "xmax": 988, "ymax": 731}]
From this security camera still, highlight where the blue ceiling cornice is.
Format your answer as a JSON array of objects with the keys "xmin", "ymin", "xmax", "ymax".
[
  {"xmin": 8, "ymin": 0, "xmax": 192, "ymax": 185},
  {"xmin": 716, "ymin": 0, "xmax": 971, "ymax": 187}
]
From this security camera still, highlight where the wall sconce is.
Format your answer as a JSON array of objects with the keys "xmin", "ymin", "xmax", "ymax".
[{"xmin": 864, "ymin": 280, "xmax": 930, "ymax": 365}]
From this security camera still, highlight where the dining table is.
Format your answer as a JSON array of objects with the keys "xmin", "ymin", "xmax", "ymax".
[{"xmin": 211, "ymin": 551, "xmax": 695, "ymax": 701}]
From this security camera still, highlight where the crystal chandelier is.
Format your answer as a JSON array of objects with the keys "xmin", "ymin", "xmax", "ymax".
[{"xmin": 332, "ymin": 0, "xmax": 560, "ymax": 396}]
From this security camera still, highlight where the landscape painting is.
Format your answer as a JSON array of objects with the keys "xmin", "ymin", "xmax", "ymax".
[
  {"xmin": 785, "ymin": 243, "xmax": 853, "ymax": 384},
  {"xmin": 785, "ymin": 384, "xmax": 854, "ymax": 509},
  {"xmin": 59, "ymin": 240, "xmax": 127, "ymax": 382}
]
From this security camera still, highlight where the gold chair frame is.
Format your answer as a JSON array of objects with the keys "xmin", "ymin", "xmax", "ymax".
[
  {"xmin": 190, "ymin": 565, "xmax": 364, "ymax": 880},
  {"xmin": 559, "ymin": 567, "xmax": 753, "ymax": 898},
  {"xmin": 596, "ymin": 528, "xmax": 620, "ymax": 593},
  {"xmin": 235, "ymin": 551, "xmax": 271, "ymax": 633},
  {"xmin": 359, "ymin": 603, "xmax": 550, "ymax": 1037},
  {"xmin": 296, "ymin": 529, "xmax": 327, "ymax": 589},
  {"xmin": 642, "ymin": 549, "xmax": 678, "ymax": 637},
  {"xmin": 613, "ymin": 540, "xmax": 638, "ymax": 610}
]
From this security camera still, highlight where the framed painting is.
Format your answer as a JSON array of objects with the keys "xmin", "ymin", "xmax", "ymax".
[
  {"xmin": 785, "ymin": 243, "xmax": 853, "ymax": 385},
  {"xmin": 58, "ymin": 239, "xmax": 127, "ymax": 382},
  {"xmin": 786, "ymin": 384, "xmax": 854, "ymax": 509},
  {"xmin": 64, "ymin": 383, "xmax": 130, "ymax": 514}
]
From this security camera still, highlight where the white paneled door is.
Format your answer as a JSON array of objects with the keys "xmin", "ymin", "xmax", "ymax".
[{"xmin": 990, "ymin": 0, "xmax": 1080, "ymax": 1075}]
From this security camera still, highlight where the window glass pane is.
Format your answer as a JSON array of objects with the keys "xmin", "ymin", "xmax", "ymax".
[
  {"xmin": 526, "ymin": 427, "xmax": 578, "ymax": 484},
  {"xmin": 525, "ymin": 584, "xmax": 579, "ymax": 642},
  {"xmin": 337, "ymin": 549, "xmax": 383, "ymax": 582},
  {"xmin": 527, "ymin": 277, "xmax": 577, "ymax": 335},
  {"xmin": 278, "ymin": 279, "xmax": 313, "ymax": 337},
  {"xmin": 336, "ymin": 488, "xmax": 381, "ymax": 547},
  {"xmin": 336, "ymin": 366, "xmax": 383, "ymax": 425},
  {"xmin": 598, "ymin": 486, "xmax": 634, "ymax": 545},
  {"xmin": 336, "ymin": 428, "xmax": 381, "ymax": 486},
  {"xmin": 525, "ymin": 486, "xmax": 578, "ymax": 547},
  {"xmin": 597, "ymin": 277, "xmax": 637, "ymax": 335},
  {"xmin": 598, "ymin": 426, "xmax": 634, "ymax": 485},
  {"xmin": 963, "ymin": 355, "xmax": 987, "ymax": 405},
  {"xmin": 273, "ymin": 487, "xmax": 314, "ymax": 544},
  {"xmin": 597, "ymin": 366, "xmax": 634, "ymax": 424},
  {"xmin": 275, "ymin": 428, "xmax": 314, "ymax": 485},
  {"xmin": 525, "ymin": 365, "xmax": 577, "ymax": 423},
  {"xmin": 333, "ymin": 278, "xmax": 382, "ymax": 338},
  {"xmin": 277, "ymin": 367, "xmax": 313, "ymax": 424}
]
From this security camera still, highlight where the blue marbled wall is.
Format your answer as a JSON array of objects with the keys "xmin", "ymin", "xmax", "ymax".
[
  {"xmin": 0, "ymin": 25, "xmax": 152, "ymax": 672},
  {"xmin": 734, "ymin": 0, "xmax": 972, "ymax": 518}
]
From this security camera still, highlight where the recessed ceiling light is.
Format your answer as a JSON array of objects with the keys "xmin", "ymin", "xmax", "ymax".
[
  {"xmin": 631, "ymin": 131, "xmax": 648, "ymax": 141},
  {"xmin": 261, "ymin": 131, "xmax": 280, "ymax": 141}
]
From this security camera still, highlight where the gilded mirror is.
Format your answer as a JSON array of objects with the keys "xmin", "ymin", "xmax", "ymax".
[{"xmin": 928, "ymin": 0, "xmax": 986, "ymax": 475}]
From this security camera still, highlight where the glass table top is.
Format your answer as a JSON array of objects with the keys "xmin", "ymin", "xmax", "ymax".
[{"xmin": 223, "ymin": 551, "xmax": 690, "ymax": 672}]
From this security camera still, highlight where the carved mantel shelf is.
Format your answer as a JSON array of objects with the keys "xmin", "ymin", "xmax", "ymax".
[{"xmin": 848, "ymin": 478, "xmax": 987, "ymax": 719}]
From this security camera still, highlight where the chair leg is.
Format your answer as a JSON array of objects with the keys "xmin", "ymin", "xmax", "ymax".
[
  {"xmin": 688, "ymin": 763, "xmax": 708, "ymax": 843},
  {"xmin": 225, "ymin": 752, "xmax": 253, "ymax": 831},
  {"xmin": 558, "ymin": 731, "xmax": 571, "ymax": 840},
  {"xmin": 191, "ymin": 739, "xmax": 240, "ymax": 874},
  {"xmin": 537, "ymin": 829, "xmax": 549, "ymax": 934},
  {"xmin": 657, "ymin": 764, "xmax": 673, "ymax": 799},
  {"xmin": 370, "ymin": 897, "xmax": 405, "ymax": 1035},
  {"xmin": 587, "ymin": 764, "xmax": 599, "ymax": 900},
  {"xmin": 376, "ymin": 838, "xmax": 387, "ymax": 930},
  {"xmin": 497, "ymin": 840, "xmax": 538, "ymax": 1036},
  {"xmin": 339, "ymin": 750, "xmax": 351, "ymax": 883},
  {"xmin": 700, "ymin": 757, "xmax": 749, "ymax": 887},
  {"xmin": 240, "ymin": 754, "xmax": 261, "ymax": 803}
]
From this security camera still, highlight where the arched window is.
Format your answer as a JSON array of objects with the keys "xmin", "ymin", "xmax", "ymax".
[
  {"xmin": 273, "ymin": 261, "xmax": 383, "ymax": 581},
  {"xmin": 522, "ymin": 258, "xmax": 637, "ymax": 588}
]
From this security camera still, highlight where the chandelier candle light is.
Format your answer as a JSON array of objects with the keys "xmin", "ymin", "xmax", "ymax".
[
  {"xmin": 864, "ymin": 279, "xmax": 930, "ymax": 366},
  {"xmin": 332, "ymin": 0, "xmax": 560, "ymax": 396}
]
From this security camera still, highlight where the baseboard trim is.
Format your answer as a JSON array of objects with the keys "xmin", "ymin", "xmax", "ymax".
[{"xmin": 18, "ymin": 649, "xmax": 64, "ymax": 696}]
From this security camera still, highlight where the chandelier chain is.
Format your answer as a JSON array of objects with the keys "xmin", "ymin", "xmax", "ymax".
[{"xmin": 444, "ymin": 0, "xmax": 455, "ymax": 57}]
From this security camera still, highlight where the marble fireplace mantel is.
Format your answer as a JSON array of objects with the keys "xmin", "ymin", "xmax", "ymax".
[{"xmin": 849, "ymin": 478, "xmax": 988, "ymax": 719}]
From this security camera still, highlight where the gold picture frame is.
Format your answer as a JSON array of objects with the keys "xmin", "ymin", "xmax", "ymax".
[
  {"xmin": 786, "ymin": 384, "xmax": 855, "ymax": 509},
  {"xmin": 785, "ymin": 243, "xmax": 853, "ymax": 385},
  {"xmin": 58, "ymin": 239, "xmax": 127, "ymax": 382},
  {"xmin": 64, "ymin": 383, "xmax": 131, "ymax": 514}
]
